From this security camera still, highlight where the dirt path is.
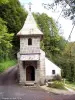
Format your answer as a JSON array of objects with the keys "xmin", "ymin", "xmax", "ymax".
[{"xmin": 0, "ymin": 66, "xmax": 75, "ymax": 100}]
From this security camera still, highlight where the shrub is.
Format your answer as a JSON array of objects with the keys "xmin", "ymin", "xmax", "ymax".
[
  {"xmin": 52, "ymin": 75, "xmax": 62, "ymax": 81},
  {"xmin": 48, "ymin": 81, "xmax": 65, "ymax": 89}
]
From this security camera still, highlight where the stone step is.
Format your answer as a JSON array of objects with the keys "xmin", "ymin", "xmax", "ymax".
[{"xmin": 25, "ymin": 81, "xmax": 35, "ymax": 86}]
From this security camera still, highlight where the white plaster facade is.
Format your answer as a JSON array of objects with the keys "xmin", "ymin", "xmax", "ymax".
[{"xmin": 45, "ymin": 57, "xmax": 61, "ymax": 80}]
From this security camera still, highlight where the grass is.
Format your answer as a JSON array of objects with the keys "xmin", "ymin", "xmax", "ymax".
[
  {"xmin": 65, "ymin": 81, "xmax": 75, "ymax": 90},
  {"xmin": 47, "ymin": 79, "xmax": 75, "ymax": 90},
  {"xmin": 0, "ymin": 59, "xmax": 17, "ymax": 73},
  {"xmin": 48, "ymin": 81, "xmax": 66, "ymax": 90}
]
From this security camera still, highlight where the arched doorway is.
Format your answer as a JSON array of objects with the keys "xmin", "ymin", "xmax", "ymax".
[{"xmin": 26, "ymin": 66, "xmax": 35, "ymax": 81}]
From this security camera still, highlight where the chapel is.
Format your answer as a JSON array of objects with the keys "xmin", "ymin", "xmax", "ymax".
[
  {"xmin": 17, "ymin": 9, "xmax": 45, "ymax": 85},
  {"xmin": 17, "ymin": 5, "xmax": 61, "ymax": 85}
]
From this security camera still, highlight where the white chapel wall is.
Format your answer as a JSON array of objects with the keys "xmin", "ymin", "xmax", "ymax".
[{"xmin": 45, "ymin": 57, "xmax": 61, "ymax": 80}]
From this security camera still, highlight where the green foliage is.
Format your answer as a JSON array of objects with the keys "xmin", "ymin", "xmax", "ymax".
[
  {"xmin": 0, "ymin": 0, "xmax": 9, "ymax": 4},
  {"xmin": 0, "ymin": 0, "xmax": 28, "ymax": 73},
  {"xmin": 33, "ymin": 13, "xmax": 66, "ymax": 59},
  {"xmin": 65, "ymin": 80, "xmax": 75, "ymax": 90},
  {"xmin": 0, "ymin": 0, "xmax": 28, "ymax": 63},
  {"xmin": 55, "ymin": 42, "xmax": 75, "ymax": 82},
  {"xmin": 0, "ymin": 18, "xmax": 13, "ymax": 61},
  {"xmin": 0, "ymin": 0, "xmax": 27, "ymax": 54},
  {"xmin": 48, "ymin": 81, "xmax": 65, "ymax": 89},
  {"xmin": 64, "ymin": 43, "xmax": 75, "ymax": 81},
  {"xmin": 33, "ymin": 12, "xmax": 75, "ymax": 82},
  {"xmin": 0, "ymin": 0, "xmax": 27, "ymax": 33},
  {"xmin": 0, "ymin": 59, "xmax": 17, "ymax": 72}
]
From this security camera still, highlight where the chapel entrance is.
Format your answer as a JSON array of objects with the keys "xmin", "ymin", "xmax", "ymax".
[{"xmin": 26, "ymin": 66, "xmax": 35, "ymax": 81}]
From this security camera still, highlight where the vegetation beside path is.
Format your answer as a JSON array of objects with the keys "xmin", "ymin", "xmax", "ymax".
[
  {"xmin": 47, "ymin": 79, "xmax": 75, "ymax": 92},
  {"xmin": 65, "ymin": 81, "xmax": 75, "ymax": 90},
  {"xmin": 0, "ymin": 59, "xmax": 17, "ymax": 73}
]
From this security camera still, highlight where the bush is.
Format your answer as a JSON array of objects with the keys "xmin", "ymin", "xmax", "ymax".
[
  {"xmin": 48, "ymin": 81, "xmax": 65, "ymax": 89},
  {"xmin": 53, "ymin": 75, "xmax": 62, "ymax": 81}
]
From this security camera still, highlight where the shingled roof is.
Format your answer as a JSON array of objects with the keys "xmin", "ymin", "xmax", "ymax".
[{"xmin": 17, "ymin": 12, "xmax": 43, "ymax": 36}]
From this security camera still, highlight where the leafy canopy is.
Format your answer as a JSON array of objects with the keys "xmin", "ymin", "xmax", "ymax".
[
  {"xmin": 33, "ymin": 13, "xmax": 66, "ymax": 59},
  {"xmin": 0, "ymin": 18, "xmax": 13, "ymax": 61}
]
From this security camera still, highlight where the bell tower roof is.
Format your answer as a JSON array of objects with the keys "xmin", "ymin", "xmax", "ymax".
[{"xmin": 17, "ymin": 11, "xmax": 43, "ymax": 36}]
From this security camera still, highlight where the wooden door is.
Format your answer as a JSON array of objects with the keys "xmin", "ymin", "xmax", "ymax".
[{"xmin": 26, "ymin": 66, "xmax": 35, "ymax": 81}]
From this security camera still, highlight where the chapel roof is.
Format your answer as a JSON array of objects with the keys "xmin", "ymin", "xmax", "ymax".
[{"xmin": 17, "ymin": 12, "xmax": 43, "ymax": 36}]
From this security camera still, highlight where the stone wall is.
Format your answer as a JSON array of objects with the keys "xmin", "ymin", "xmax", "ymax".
[
  {"xmin": 17, "ymin": 50, "xmax": 45, "ymax": 85},
  {"xmin": 20, "ymin": 36, "xmax": 40, "ymax": 54},
  {"xmin": 39, "ymin": 50, "xmax": 45, "ymax": 85},
  {"xmin": 18, "ymin": 61, "xmax": 26, "ymax": 85},
  {"xmin": 18, "ymin": 60, "xmax": 40, "ymax": 85},
  {"xmin": 17, "ymin": 50, "xmax": 46, "ymax": 85}
]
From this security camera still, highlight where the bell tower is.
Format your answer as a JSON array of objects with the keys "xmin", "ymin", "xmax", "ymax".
[
  {"xmin": 17, "ymin": 3, "xmax": 45, "ymax": 85},
  {"xmin": 17, "ymin": 5, "xmax": 43, "ymax": 60}
]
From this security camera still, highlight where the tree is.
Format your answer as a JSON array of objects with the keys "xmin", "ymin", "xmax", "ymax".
[
  {"xmin": 0, "ymin": 18, "xmax": 13, "ymax": 61},
  {"xmin": 33, "ymin": 13, "xmax": 66, "ymax": 59},
  {"xmin": 0, "ymin": 0, "xmax": 27, "ymax": 55},
  {"xmin": 43, "ymin": 0, "xmax": 75, "ymax": 21},
  {"xmin": 33, "ymin": 12, "xmax": 75, "ymax": 82},
  {"xmin": 0, "ymin": 0, "xmax": 9, "ymax": 4},
  {"xmin": 57, "ymin": 42, "xmax": 75, "ymax": 82},
  {"xmin": 42, "ymin": 0, "xmax": 75, "ymax": 42}
]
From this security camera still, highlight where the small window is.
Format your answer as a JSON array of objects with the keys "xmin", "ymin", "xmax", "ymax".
[
  {"xmin": 28, "ymin": 38, "xmax": 32, "ymax": 45},
  {"xmin": 52, "ymin": 70, "xmax": 55, "ymax": 74}
]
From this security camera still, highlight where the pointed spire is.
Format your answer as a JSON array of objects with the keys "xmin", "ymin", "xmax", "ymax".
[{"xmin": 17, "ymin": 3, "xmax": 43, "ymax": 36}]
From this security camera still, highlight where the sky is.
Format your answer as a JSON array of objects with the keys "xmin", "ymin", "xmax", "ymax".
[{"xmin": 19, "ymin": 0, "xmax": 75, "ymax": 42}]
